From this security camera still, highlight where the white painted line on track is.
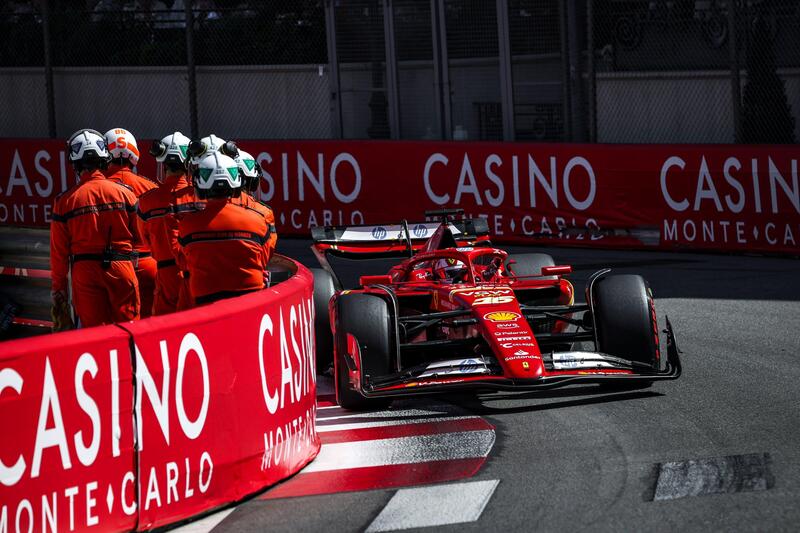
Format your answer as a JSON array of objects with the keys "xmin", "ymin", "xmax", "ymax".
[
  {"xmin": 316, "ymin": 415, "xmax": 475, "ymax": 433},
  {"xmin": 302, "ymin": 430, "xmax": 495, "ymax": 473},
  {"xmin": 317, "ymin": 408, "xmax": 452, "ymax": 422},
  {"xmin": 366, "ymin": 479, "xmax": 500, "ymax": 532},
  {"xmin": 170, "ymin": 507, "xmax": 235, "ymax": 533}
]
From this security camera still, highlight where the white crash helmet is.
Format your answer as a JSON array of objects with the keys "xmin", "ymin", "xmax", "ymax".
[
  {"xmin": 149, "ymin": 131, "xmax": 190, "ymax": 182},
  {"xmin": 150, "ymin": 131, "xmax": 190, "ymax": 164},
  {"xmin": 104, "ymin": 128, "xmax": 140, "ymax": 165},
  {"xmin": 193, "ymin": 152, "xmax": 241, "ymax": 198},
  {"xmin": 188, "ymin": 133, "xmax": 238, "ymax": 163},
  {"xmin": 235, "ymin": 149, "xmax": 260, "ymax": 192},
  {"xmin": 201, "ymin": 134, "xmax": 226, "ymax": 153},
  {"xmin": 67, "ymin": 129, "xmax": 111, "ymax": 169}
]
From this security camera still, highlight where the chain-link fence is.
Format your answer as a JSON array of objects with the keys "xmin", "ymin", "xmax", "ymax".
[
  {"xmin": 1, "ymin": 0, "xmax": 798, "ymax": 143},
  {"xmin": 0, "ymin": 0, "xmax": 329, "ymax": 140},
  {"xmin": 593, "ymin": 0, "xmax": 799, "ymax": 143}
]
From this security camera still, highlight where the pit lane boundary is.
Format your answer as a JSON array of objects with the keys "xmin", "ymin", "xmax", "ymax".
[{"xmin": 0, "ymin": 255, "xmax": 320, "ymax": 531}]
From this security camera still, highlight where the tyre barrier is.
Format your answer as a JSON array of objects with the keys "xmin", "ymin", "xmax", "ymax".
[{"xmin": 0, "ymin": 255, "xmax": 320, "ymax": 531}]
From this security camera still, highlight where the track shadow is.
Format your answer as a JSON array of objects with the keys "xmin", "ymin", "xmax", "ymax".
[{"xmin": 442, "ymin": 388, "xmax": 662, "ymax": 416}]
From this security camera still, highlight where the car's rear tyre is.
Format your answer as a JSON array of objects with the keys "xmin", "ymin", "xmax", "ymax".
[
  {"xmin": 507, "ymin": 253, "xmax": 555, "ymax": 278},
  {"xmin": 311, "ymin": 268, "xmax": 336, "ymax": 374},
  {"xmin": 335, "ymin": 293, "xmax": 392, "ymax": 410},
  {"xmin": 592, "ymin": 274, "xmax": 659, "ymax": 390}
]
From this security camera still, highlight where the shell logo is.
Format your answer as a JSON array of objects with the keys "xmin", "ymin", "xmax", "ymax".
[{"xmin": 483, "ymin": 311, "xmax": 521, "ymax": 322}]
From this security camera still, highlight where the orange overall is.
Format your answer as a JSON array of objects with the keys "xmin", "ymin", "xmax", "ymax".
[
  {"xmin": 178, "ymin": 196, "xmax": 272, "ymax": 305},
  {"xmin": 50, "ymin": 170, "xmax": 140, "ymax": 327},
  {"xmin": 239, "ymin": 193, "xmax": 278, "ymax": 258},
  {"xmin": 106, "ymin": 164, "xmax": 158, "ymax": 317},
  {"xmin": 172, "ymin": 184, "xmax": 203, "ymax": 311},
  {"xmin": 136, "ymin": 173, "xmax": 202, "ymax": 315}
]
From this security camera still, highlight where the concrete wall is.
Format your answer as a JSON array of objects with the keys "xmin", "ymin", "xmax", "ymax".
[
  {"xmin": 53, "ymin": 66, "xmax": 190, "ymax": 140},
  {"xmin": 596, "ymin": 68, "xmax": 800, "ymax": 143},
  {"xmin": 0, "ymin": 65, "xmax": 330, "ymax": 140},
  {"xmin": 0, "ymin": 69, "xmax": 49, "ymax": 138},
  {"xmin": 2, "ymin": 62, "xmax": 798, "ymax": 143},
  {"xmin": 196, "ymin": 64, "xmax": 331, "ymax": 139}
]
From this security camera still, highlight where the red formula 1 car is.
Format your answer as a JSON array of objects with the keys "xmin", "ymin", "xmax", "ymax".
[{"xmin": 311, "ymin": 209, "xmax": 681, "ymax": 410}]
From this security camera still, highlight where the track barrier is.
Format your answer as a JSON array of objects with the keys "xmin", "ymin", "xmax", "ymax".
[
  {"xmin": 0, "ymin": 257, "xmax": 320, "ymax": 531},
  {"xmin": 2, "ymin": 139, "xmax": 798, "ymax": 255}
]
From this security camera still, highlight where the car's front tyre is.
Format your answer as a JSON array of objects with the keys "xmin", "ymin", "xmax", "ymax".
[{"xmin": 334, "ymin": 293, "xmax": 393, "ymax": 410}]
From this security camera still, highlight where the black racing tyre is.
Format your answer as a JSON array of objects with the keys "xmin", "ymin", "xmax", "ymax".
[
  {"xmin": 311, "ymin": 268, "xmax": 336, "ymax": 373},
  {"xmin": 592, "ymin": 274, "xmax": 660, "ymax": 390},
  {"xmin": 507, "ymin": 253, "xmax": 555, "ymax": 278},
  {"xmin": 335, "ymin": 293, "xmax": 392, "ymax": 410}
]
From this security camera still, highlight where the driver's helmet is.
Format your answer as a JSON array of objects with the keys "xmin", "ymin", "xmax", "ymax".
[{"xmin": 434, "ymin": 257, "xmax": 468, "ymax": 283}]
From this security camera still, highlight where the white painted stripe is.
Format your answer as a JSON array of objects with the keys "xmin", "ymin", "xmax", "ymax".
[
  {"xmin": 316, "ymin": 415, "xmax": 477, "ymax": 433},
  {"xmin": 317, "ymin": 408, "xmax": 450, "ymax": 422},
  {"xmin": 302, "ymin": 430, "xmax": 495, "ymax": 473},
  {"xmin": 170, "ymin": 507, "xmax": 235, "ymax": 533},
  {"xmin": 366, "ymin": 480, "xmax": 500, "ymax": 532}
]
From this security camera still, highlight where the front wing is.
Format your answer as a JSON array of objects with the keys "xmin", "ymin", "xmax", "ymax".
[{"xmin": 342, "ymin": 317, "xmax": 682, "ymax": 398}]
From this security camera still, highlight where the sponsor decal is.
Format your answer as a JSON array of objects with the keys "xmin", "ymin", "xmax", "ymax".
[
  {"xmin": 413, "ymin": 224, "xmax": 428, "ymax": 238},
  {"xmin": 371, "ymin": 226, "xmax": 388, "ymax": 240},
  {"xmin": 459, "ymin": 359, "xmax": 481, "ymax": 373},
  {"xmin": 473, "ymin": 295, "xmax": 515, "ymax": 306},
  {"xmin": 493, "ymin": 334, "xmax": 532, "ymax": 341},
  {"xmin": 455, "ymin": 246, "xmax": 473, "ymax": 252},
  {"xmin": 504, "ymin": 354, "xmax": 539, "ymax": 361},
  {"xmin": 523, "ymin": 362, "xmax": 530, "ymax": 370},
  {"xmin": 496, "ymin": 323, "xmax": 519, "ymax": 329},
  {"xmin": 483, "ymin": 311, "xmax": 521, "ymax": 322},
  {"xmin": 500, "ymin": 342, "xmax": 536, "ymax": 349},
  {"xmin": 450, "ymin": 288, "xmax": 512, "ymax": 298},
  {"xmin": 514, "ymin": 349, "xmax": 528, "ymax": 356}
]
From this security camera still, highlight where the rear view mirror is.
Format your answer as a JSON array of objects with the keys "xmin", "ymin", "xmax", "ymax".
[
  {"xmin": 359, "ymin": 275, "xmax": 393, "ymax": 286},
  {"xmin": 541, "ymin": 265, "xmax": 572, "ymax": 276}
]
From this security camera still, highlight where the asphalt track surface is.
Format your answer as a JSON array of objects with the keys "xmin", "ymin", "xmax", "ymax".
[{"xmin": 195, "ymin": 239, "xmax": 800, "ymax": 533}]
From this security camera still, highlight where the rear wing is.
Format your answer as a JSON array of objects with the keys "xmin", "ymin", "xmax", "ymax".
[
  {"xmin": 311, "ymin": 217, "xmax": 491, "ymax": 288},
  {"xmin": 310, "ymin": 218, "xmax": 490, "ymax": 245}
]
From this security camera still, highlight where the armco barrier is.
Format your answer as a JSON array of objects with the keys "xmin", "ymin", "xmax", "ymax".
[
  {"xmin": 1, "ymin": 139, "xmax": 799, "ymax": 256},
  {"xmin": 0, "ymin": 257, "xmax": 320, "ymax": 531}
]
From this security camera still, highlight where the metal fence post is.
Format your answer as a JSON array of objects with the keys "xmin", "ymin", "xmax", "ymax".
[
  {"xmin": 496, "ymin": 0, "xmax": 515, "ymax": 141},
  {"xmin": 587, "ymin": 0, "xmax": 597, "ymax": 143},
  {"xmin": 41, "ymin": 0, "xmax": 57, "ymax": 138},
  {"xmin": 559, "ymin": 0, "xmax": 572, "ymax": 141},
  {"xmin": 383, "ymin": 0, "xmax": 401, "ymax": 139},
  {"xmin": 729, "ymin": 0, "xmax": 742, "ymax": 143},
  {"xmin": 566, "ymin": 0, "xmax": 585, "ymax": 142},
  {"xmin": 184, "ymin": 0, "xmax": 198, "ymax": 139},
  {"xmin": 433, "ymin": 0, "xmax": 452, "ymax": 140},
  {"xmin": 325, "ymin": 0, "xmax": 343, "ymax": 139}
]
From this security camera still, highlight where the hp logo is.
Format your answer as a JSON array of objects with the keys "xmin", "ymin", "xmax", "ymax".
[
  {"xmin": 371, "ymin": 226, "xmax": 388, "ymax": 239},
  {"xmin": 413, "ymin": 224, "xmax": 428, "ymax": 238}
]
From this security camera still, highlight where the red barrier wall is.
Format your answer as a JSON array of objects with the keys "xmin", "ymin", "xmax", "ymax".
[
  {"xmin": 0, "ymin": 260, "xmax": 320, "ymax": 531},
  {"xmin": 0, "ymin": 326, "xmax": 137, "ymax": 532},
  {"xmin": 1, "ymin": 139, "xmax": 798, "ymax": 254}
]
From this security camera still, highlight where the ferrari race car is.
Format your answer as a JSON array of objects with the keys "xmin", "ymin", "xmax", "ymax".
[{"xmin": 311, "ymin": 209, "xmax": 681, "ymax": 410}]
